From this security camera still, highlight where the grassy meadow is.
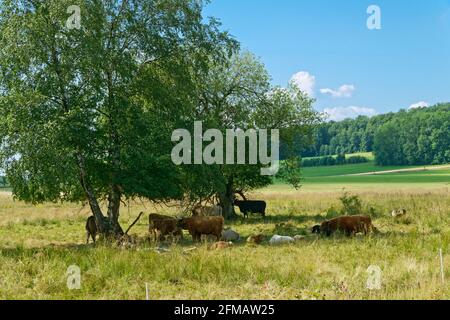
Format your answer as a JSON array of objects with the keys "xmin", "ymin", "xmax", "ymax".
[{"xmin": 0, "ymin": 162, "xmax": 449, "ymax": 300}]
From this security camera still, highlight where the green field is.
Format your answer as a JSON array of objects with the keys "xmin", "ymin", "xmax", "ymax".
[
  {"xmin": 293, "ymin": 158, "xmax": 450, "ymax": 193},
  {"xmin": 302, "ymin": 162, "xmax": 418, "ymax": 178},
  {"xmin": 261, "ymin": 159, "xmax": 446, "ymax": 195},
  {"xmin": 305, "ymin": 169, "xmax": 450, "ymax": 184}
]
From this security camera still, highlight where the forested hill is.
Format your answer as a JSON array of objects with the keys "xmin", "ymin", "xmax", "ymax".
[{"xmin": 302, "ymin": 103, "xmax": 450, "ymax": 166}]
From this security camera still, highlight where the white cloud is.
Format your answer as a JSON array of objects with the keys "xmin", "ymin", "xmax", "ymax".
[
  {"xmin": 408, "ymin": 101, "xmax": 429, "ymax": 110},
  {"xmin": 324, "ymin": 106, "xmax": 378, "ymax": 121},
  {"xmin": 290, "ymin": 71, "xmax": 315, "ymax": 98},
  {"xmin": 320, "ymin": 84, "xmax": 355, "ymax": 98}
]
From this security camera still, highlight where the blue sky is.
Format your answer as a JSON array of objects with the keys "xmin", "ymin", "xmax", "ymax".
[{"xmin": 204, "ymin": 0, "xmax": 450, "ymax": 120}]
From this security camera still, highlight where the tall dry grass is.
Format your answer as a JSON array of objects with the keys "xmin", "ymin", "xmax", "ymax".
[{"xmin": 0, "ymin": 187, "xmax": 448, "ymax": 300}]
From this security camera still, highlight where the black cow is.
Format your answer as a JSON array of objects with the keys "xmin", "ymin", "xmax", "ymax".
[
  {"xmin": 311, "ymin": 225, "xmax": 321, "ymax": 234},
  {"xmin": 234, "ymin": 200, "xmax": 266, "ymax": 218}
]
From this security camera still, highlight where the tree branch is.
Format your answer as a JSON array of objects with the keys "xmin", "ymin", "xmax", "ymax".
[{"xmin": 124, "ymin": 211, "xmax": 144, "ymax": 235}]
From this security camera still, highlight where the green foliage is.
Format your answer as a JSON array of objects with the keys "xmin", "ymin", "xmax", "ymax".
[
  {"xmin": 346, "ymin": 155, "xmax": 369, "ymax": 164},
  {"xmin": 373, "ymin": 122, "xmax": 403, "ymax": 166},
  {"xmin": 277, "ymin": 157, "xmax": 302, "ymax": 189},
  {"xmin": 0, "ymin": 0, "xmax": 235, "ymax": 209},
  {"xmin": 0, "ymin": 0, "xmax": 321, "ymax": 222},
  {"xmin": 302, "ymin": 104, "xmax": 450, "ymax": 167},
  {"xmin": 0, "ymin": 176, "xmax": 7, "ymax": 187},
  {"xmin": 181, "ymin": 54, "xmax": 321, "ymax": 215},
  {"xmin": 338, "ymin": 193, "xmax": 363, "ymax": 216},
  {"xmin": 324, "ymin": 193, "xmax": 365, "ymax": 218},
  {"xmin": 324, "ymin": 193, "xmax": 383, "ymax": 218},
  {"xmin": 374, "ymin": 104, "xmax": 450, "ymax": 166},
  {"xmin": 302, "ymin": 154, "xmax": 369, "ymax": 167},
  {"xmin": 324, "ymin": 206, "xmax": 340, "ymax": 219}
]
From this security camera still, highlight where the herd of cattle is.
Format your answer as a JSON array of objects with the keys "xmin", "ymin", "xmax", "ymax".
[{"xmin": 85, "ymin": 199, "xmax": 397, "ymax": 246}]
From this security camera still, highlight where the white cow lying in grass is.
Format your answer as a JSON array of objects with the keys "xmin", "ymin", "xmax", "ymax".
[{"xmin": 269, "ymin": 235, "xmax": 294, "ymax": 245}]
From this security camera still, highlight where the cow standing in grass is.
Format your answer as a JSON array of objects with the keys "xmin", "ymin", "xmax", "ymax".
[
  {"xmin": 234, "ymin": 200, "xmax": 266, "ymax": 218},
  {"xmin": 148, "ymin": 213, "xmax": 183, "ymax": 241},
  {"xmin": 178, "ymin": 216, "xmax": 224, "ymax": 242}
]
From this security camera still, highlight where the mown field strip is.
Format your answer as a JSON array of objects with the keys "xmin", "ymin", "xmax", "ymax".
[{"xmin": 343, "ymin": 165, "xmax": 450, "ymax": 176}]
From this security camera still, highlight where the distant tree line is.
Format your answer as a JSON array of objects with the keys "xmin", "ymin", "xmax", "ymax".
[
  {"xmin": 301, "ymin": 104, "xmax": 450, "ymax": 166},
  {"xmin": 302, "ymin": 154, "xmax": 369, "ymax": 167}
]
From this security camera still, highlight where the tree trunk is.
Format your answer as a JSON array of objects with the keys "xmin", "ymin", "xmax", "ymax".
[
  {"xmin": 107, "ymin": 184, "xmax": 124, "ymax": 236},
  {"xmin": 105, "ymin": 98, "xmax": 124, "ymax": 236},
  {"xmin": 76, "ymin": 153, "xmax": 124, "ymax": 238},
  {"xmin": 219, "ymin": 177, "xmax": 238, "ymax": 220},
  {"xmin": 75, "ymin": 153, "xmax": 111, "ymax": 234}
]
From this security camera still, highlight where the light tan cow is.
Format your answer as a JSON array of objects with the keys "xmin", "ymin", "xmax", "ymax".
[{"xmin": 192, "ymin": 205, "xmax": 223, "ymax": 217}]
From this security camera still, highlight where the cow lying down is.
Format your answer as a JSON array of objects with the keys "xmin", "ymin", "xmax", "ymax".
[
  {"xmin": 269, "ymin": 235, "xmax": 306, "ymax": 245},
  {"xmin": 312, "ymin": 215, "xmax": 378, "ymax": 237},
  {"xmin": 269, "ymin": 235, "xmax": 295, "ymax": 245},
  {"xmin": 222, "ymin": 229, "xmax": 240, "ymax": 242}
]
